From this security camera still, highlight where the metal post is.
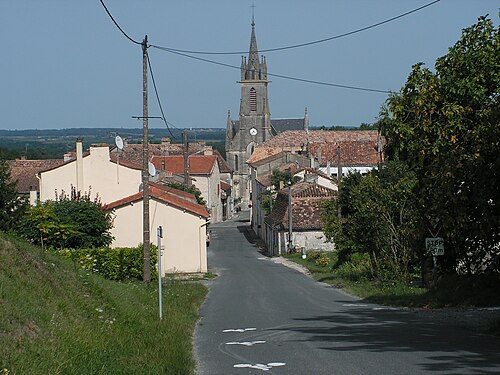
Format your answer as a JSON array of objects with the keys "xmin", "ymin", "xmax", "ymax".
[{"xmin": 157, "ymin": 226, "xmax": 163, "ymax": 321}]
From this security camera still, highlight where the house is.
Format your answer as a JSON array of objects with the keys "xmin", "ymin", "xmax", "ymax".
[
  {"xmin": 247, "ymin": 129, "xmax": 384, "ymax": 177},
  {"xmin": 7, "ymin": 158, "xmax": 64, "ymax": 204},
  {"xmin": 264, "ymin": 181, "xmax": 336, "ymax": 256},
  {"xmin": 103, "ymin": 183, "xmax": 210, "ymax": 275},
  {"xmin": 248, "ymin": 151, "xmax": 311, "ymax": 239},
  {"xmin": 151, "ymin": 154, "xmax": 223, "ymax": 223},
  {"xmin": 39, "ymin": 139, "xmax": 142, "ymax": 204}
]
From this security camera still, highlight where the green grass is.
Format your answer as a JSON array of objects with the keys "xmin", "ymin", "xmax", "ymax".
[
  {"xmin": 284, "ymin": 252, "xmax": 500, "ymax": 309},
  {"xmin": 0, "ymin": 233, "xmax": 207, "ymax": 375}
]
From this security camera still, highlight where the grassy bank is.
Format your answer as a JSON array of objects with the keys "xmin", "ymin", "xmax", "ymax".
[
  {"xmin": 284, "ymin": 252, "xmax": 500, "ymax": 308},
  {"xmin": 0, "ymin": 233, "xmax": 207, "ymax": 375}
]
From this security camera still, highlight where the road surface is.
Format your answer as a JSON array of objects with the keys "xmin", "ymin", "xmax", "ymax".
[{"xmin": 195, "ymin": 214, "xmax": 500, "ymax": 374}]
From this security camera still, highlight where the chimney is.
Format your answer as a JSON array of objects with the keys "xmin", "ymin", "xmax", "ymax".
[
  {"xmin": 326, "ymin": 161, "xmax": 331, "ymax": 176},
  {"xmin": 76, "ymin": 138, "xmax": 84, "ymax": 193}
]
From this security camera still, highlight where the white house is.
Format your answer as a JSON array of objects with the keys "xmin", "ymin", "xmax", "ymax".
[
  {"xmin": 39, "ymin": 139, "xmax": 142, "ymax": 204},
  {"xmin": 104, "ymin": 183, "xmax": 210, "ymax": 275}
]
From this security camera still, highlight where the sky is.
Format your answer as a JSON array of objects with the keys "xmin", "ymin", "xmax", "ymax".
[{"xmin": 1, "ymin": 0, "xmax": 498, "ymax": 131}]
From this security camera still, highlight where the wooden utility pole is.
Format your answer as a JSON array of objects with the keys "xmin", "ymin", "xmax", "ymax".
[
  {"xmin": 142, "ymin": 35, "xmax": 151, "ymax": 283},
  {"xmin": 183, "ymin": 129, "xmax": 191, "ymax": 188},
  {"xmin": 336, "ymin": 145, "xmax": 342, "ymax": 219}
]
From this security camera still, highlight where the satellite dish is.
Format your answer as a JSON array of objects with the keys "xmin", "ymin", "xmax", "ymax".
[
  {"xmin": 148, "ymin": 162, "xmax": 156, "ymax": 177},
  {"xmin": 115, "ymin": 135, "xmax": 124, "ymax": 150}
]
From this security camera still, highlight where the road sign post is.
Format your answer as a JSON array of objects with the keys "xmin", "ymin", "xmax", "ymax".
[{"xmin": 157, "ymin": 226, "xmax": 163, "ymax": 321}]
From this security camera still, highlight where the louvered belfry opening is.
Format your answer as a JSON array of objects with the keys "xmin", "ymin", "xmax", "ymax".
[{"xmin": 250, "ymin": 87, "xmax": 257, "ymax": 112}]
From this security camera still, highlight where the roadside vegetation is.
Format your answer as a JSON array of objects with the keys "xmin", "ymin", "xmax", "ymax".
[
  {"xmin": 285, "ymin": 251, "xmax": 500, "ymax": 309},
  {"xmin": 316, "ymin": 15, "xmax": 499, "ymax": 310},
  {"xmin": 0, "ymin": 232, "xmax": 206, "ymax": 374}
]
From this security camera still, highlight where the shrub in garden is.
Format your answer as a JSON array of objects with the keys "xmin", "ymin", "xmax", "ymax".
[
  {"xmin": 57, "ymin": 244, "xmax": 157, "ymax": 281},
  {"xmin": 315, "ymin": 253, "xmax": 330, "ymax": 267}
]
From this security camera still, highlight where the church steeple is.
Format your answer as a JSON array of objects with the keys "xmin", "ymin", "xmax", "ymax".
[{"xmin": 241, "ymin": 19, "xmax": 266, "ymax": 81}]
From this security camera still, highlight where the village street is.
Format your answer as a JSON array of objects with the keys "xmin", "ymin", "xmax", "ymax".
[{"xmin": 194, "ymin": 213, "xmax": 500, "ymax": 375}]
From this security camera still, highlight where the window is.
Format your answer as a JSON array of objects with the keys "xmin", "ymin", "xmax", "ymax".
[
  {"xmin": 235, "ymin": 154, "xmax": 239, "ymax": 171},
  {"xmin": 250, "ymin": 88, "xmax": 257, "ymax": 112}
]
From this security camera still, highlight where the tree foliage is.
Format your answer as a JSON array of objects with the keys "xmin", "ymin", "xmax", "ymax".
[
  {"xmin": 381, "ymin": 16, "xmax": 499, "ymax": 273},
  {"xmin": 322, "ymin": 162, "xmax": 419, "ymax": 281},
  {"xmin": 163, "ymin": 182, "xmax": 207, "ymax": 206},
  {"xmin": 17, "ymin": 189, "xmax": 113, "ymax": 249},
  {"xmin": 0, "ymin": 159, "xmax": 27, "ymax": 231}
]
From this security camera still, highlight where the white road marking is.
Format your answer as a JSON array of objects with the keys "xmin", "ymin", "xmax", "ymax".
[
  {"xmin": 372, "ymin": 307, "xmax": 399, "ymax": 311},
  {"xmin": 257, "ymin": 257, "xmax": 267, "ymax": 260},
  {"xmin": 226, "ymin": 340, "xmax": 266, "ymax": 346},
  {"xmin": 233, "ymin": 362, "xmax": 286, "ymax": 371},
  {"xmin": 222, "ymin": 327, "xmax": 257, "ymax": 333},
  {"xmin": 343, "ymin": 304, "xmax": 368, "ymax": 307}
]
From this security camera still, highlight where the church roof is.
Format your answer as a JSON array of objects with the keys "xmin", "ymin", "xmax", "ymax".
[{"xmin": 271, "ymin": 119, "xmax": 306, "ymax": 134}]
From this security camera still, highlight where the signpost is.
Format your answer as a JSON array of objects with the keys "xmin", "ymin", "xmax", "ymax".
[
  {"xmin": 157, "ymin": 226, "xmax": 163, "ymax": 321},
  {"xmin": 426, "ymin": 237, "xmax": 444, "ymax": 268}
]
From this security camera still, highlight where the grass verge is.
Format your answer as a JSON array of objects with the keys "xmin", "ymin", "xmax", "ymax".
[
  {"xmin": 284, "ymin": 252, "xmax": 500, "ymax": 308},
  {"xmin": 0, "ymin": 233, "xmax": 207, "ymax": 375}
]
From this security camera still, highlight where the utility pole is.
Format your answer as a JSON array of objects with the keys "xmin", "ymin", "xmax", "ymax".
[
  {"xmin": 287, "ymin": 179, "xmax": 293, "ymax": 253},
  {"xmin": 183, "ymin": 129, "xmax": 191, "ymax": 188},
  {"xmin": 142, "ymin": 35, "xmax": 151, "ymax": 283},
  {"xmin": 336, "ymin": 145, "xmax": 342, "ymax": 219}
]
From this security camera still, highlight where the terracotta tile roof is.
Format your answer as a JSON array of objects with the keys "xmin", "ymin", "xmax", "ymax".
[
  {"xmin": 115, "ymin": 142, "xmax": 208, "ymax": 165},
  {"xmin": 103, "ymin": 183, "xmax": 209, "ymax": 218},
  {"xmin": 220, "ymin": 181, "xmax": 231, "ymax": 191},
  {"xmin": 248, "ymin": 130, "xmax": 383, "ymax": 167},
  {"xmin": 7, "ymin": 159, "xmax": 64, "ymax": 193},
  {"xmin": 151, "ymin": 155, "xmax": 217, "ymax": 175},
  {"xmin": 264, "ymin": 182, "xmax": 335, "ymax": 231}
]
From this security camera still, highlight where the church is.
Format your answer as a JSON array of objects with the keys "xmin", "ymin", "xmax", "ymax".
[{"xmin": 225, "ymin": 19, "xmax": 308, "ymax": 207}]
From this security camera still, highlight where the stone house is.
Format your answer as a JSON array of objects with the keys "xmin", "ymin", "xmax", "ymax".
[{"xmin": 264, "ymin": 181, "xmax": 336, "ymax": 256}]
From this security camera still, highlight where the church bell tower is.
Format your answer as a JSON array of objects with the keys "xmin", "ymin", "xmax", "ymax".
[{"xmin": 225, "ymin": 18, "xmax": 273, "ymax": 206}]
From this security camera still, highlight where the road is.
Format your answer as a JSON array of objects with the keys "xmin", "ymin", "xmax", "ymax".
[{"xmin": 194, "ymin": 214, "xmax": 500, "ymax": 374}]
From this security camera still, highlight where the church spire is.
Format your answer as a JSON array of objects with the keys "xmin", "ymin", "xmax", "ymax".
[{"xmin": 240, "ymin": 12, "xmax": 267, "ymax": 81}]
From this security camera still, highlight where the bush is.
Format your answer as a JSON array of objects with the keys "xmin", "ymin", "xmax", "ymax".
[
  {"xmin": 56, "ymin": 244, "xmax": 158, "ymax": 281},
  {"xmin": 315, "ymin": 253, "xmax": 330, "ymax": 267},
  {"xmin": 17, "ymin": 192, "xmax": 113, "ymax": 249},
  {"xmin": 334, "ymin": 253, "xmax": 372, "ymax": 282}
]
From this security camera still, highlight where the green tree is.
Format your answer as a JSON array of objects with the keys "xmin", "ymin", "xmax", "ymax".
[
  {"xmin": 260, "ymin": 169, "xmax": 301, "ymax": 214},
  {"xmin": 0, "ymin": 159, "xmax": 26, "ymax": 231},
  {"xmin": 17, "ymin": 191, "xmax": 113, "ymax": 249},
  {"xmin": 163, "ymin": 182, "xmax": 207, "ymax": 206},
  {"xmin": 382, "ymin": 15, "xmax": 499, "ymax": 273},
  {"xmin": 322, "ymin": 162, "xmax": 419, "ymax": 281}
]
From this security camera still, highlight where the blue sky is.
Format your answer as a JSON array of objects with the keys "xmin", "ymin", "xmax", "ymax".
[{"xmin": 1, "ymin": 1, "xmax": 498, "ymax": 131}]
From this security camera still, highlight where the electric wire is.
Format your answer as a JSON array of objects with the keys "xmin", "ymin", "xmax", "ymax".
[
  {"xmin": 153, "ymin": 48, "xmax": 393, "ymax": 94},
  {"xmin": 146, "ymin": 51, "xmax": 177, "ymax": 139},
  {"xmin": 150, "ymin": 0, "xmax": 441, "ymax": 55},
  {"xmin": 99, "ymin": 0, "xmax": 142, "ymax": 45}
]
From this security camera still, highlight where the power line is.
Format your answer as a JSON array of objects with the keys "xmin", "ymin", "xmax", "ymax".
[
  {"xmin": 150, "ymin": 0, "xmax": 441, "ymax": 55},
  {"xmin": 99, "ymin": 0, "xmax": 141, "ymax": 45},
  {"xmin": 146, "ymin": 51, "xmax": 177, "ymax": 139},
  {"xmin": 152, "ymin": 47, "xmax": 393, "ymax": 94}
]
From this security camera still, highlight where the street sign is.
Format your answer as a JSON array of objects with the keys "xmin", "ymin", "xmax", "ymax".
[{"xmin": 426, "ymin": 237, "xmax": 444, "ymax": 256}]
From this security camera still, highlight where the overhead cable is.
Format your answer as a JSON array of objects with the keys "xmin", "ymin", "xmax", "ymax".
[
  {"xmin": 153, "ymin": 48, "xmax": 392, "ymax": 94},
  {"xmin": 146, "ymin": 52, "xmax": 177, "ymax": 139},
  {"xmin": 99, "ymin": 0, "xmax": 142, "ymax": 45},
  {"xmin": 150, "ymin": 0, "xmax": 441, "ymax": 55}
]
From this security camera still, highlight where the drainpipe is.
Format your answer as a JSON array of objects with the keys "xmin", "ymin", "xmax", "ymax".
[{"xmin": 76, "ymin": 138, "xmax": 84, "ymax": 194}]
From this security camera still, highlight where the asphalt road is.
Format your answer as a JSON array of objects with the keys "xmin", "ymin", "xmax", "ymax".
[{"xmin": 195, "ymin": 214, "xmax": 500, "ymax": 375}]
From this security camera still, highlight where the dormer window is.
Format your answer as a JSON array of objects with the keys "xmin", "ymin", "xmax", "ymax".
[{"xmin": 250, "ymin": 88, "xmax": 257, "ymax": 112}]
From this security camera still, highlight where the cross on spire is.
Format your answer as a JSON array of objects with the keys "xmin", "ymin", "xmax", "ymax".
[{"xmin": 251, "ymin": 3, "xmax": 256, "ymax": 26}]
